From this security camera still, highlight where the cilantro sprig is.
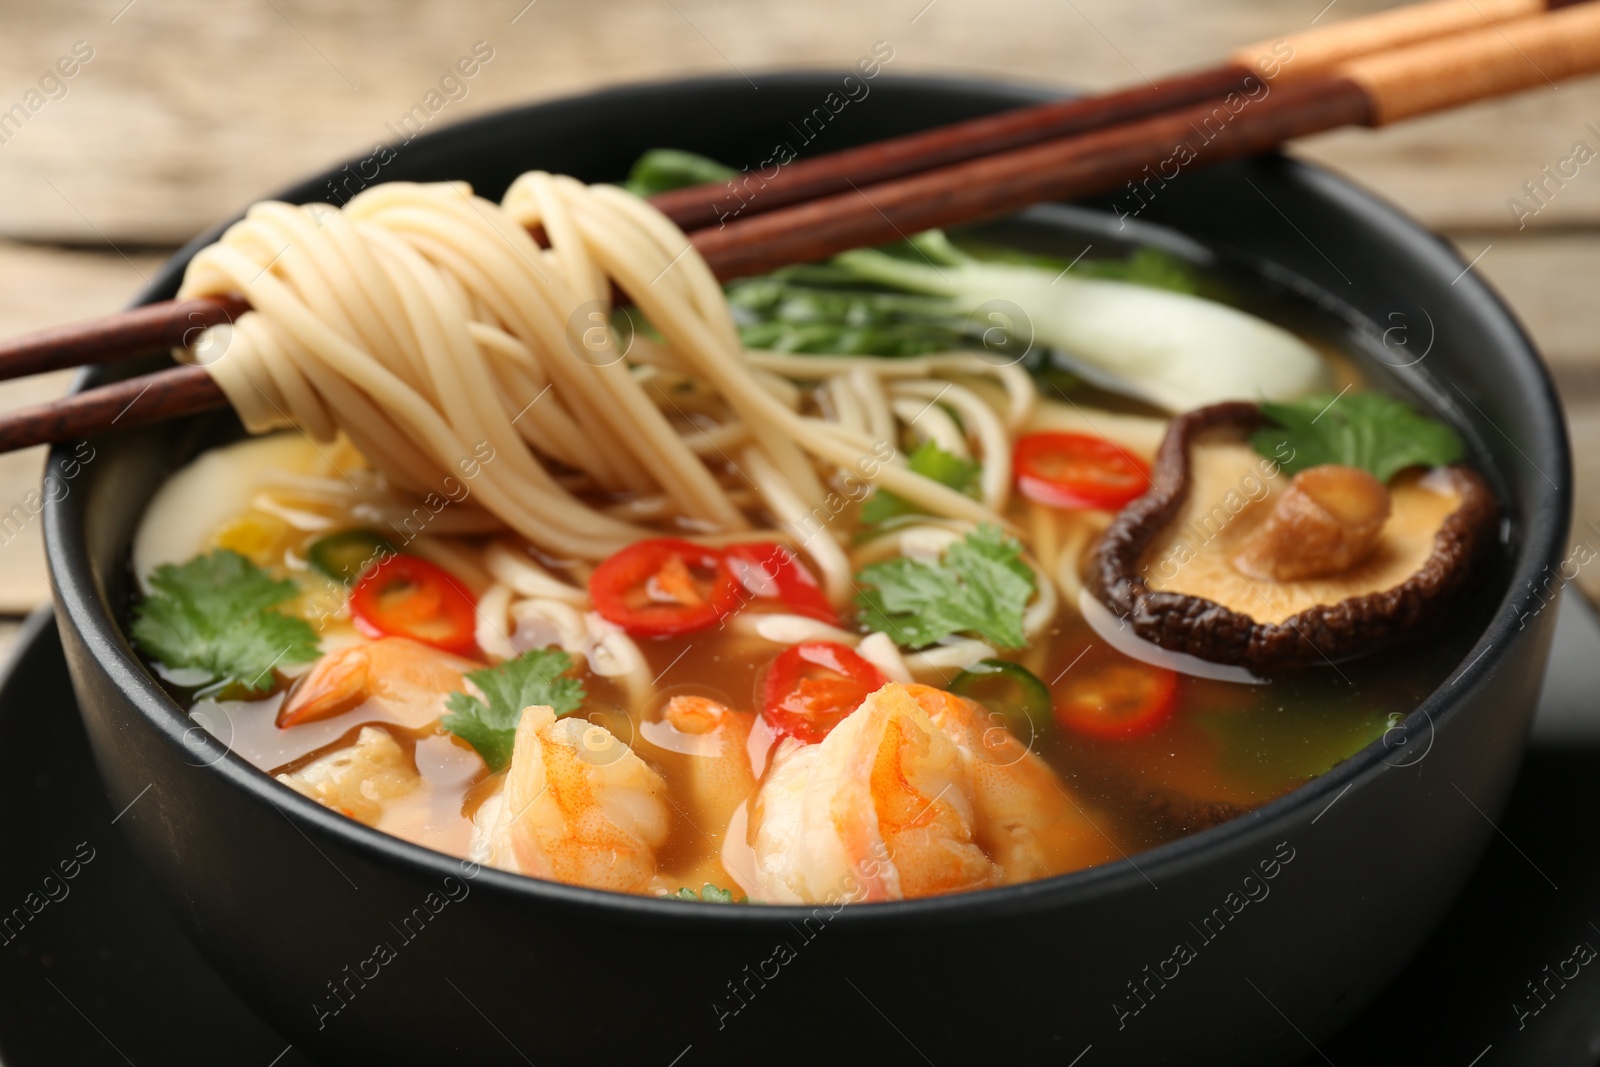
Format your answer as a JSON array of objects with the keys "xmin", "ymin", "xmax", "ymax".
[
  {"xmin": 855, "ymin": 525, "xmax": 1036, "ymax": 650},
  {"xmin": 441, "ymin": 648, "xmax": 586, "ymax": 772},
  {"xmin": 860, "ymin": 440, "xmax": 981, "ymax": 526},
  {"xmin": 131, "ymin": 550, "xmax": 319, "ymax": 696},
  {"xmin": 1252, "ymin": 392, "xmax": 1464, "ymax": 483}
]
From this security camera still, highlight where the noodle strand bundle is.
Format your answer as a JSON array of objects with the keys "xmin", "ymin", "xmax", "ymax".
[{"xmin": 178, "ymin": 175, "xmax": 1020, "ymax": 570}]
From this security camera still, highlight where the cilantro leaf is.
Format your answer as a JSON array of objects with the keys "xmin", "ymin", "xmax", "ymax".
[
  {"xmin": 855, "ymin": 525, "xmax": 1036, "ymax": 649},
  {"xmin": 860, "ymin": 440, "xmax": 982, "ymax": 525},
  {"xmin": 671, "ymin": 884, "xmax": 741, "ymax": 903},
  {"xmin": 1252, "ymin": 392, "xmax": 1465, "ymax": 483},
  {"xmin": 131, "ymin": 550, "xmax": 319, "ymax": 695},
  {"xmin": 441, "ymin": 648, "xmax": 586, "ymax": 772}
]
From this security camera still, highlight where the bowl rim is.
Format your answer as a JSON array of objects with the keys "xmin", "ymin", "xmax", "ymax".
[{"xmin": 44, "ymin": 70, "xmax": 1574, "ymax": 925}]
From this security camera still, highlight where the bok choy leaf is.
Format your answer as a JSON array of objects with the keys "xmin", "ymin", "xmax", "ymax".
[{"xmin": 623, "ymin": 148, "xmax": 1333, "ymax": 411}]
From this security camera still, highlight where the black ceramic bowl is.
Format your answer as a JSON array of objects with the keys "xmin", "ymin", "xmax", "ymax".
[{"xmin": 45, "ymin": 74, "xmax": 1571, "ymax": 1066}]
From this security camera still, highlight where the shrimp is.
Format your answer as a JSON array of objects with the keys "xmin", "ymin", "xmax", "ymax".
[
  {"xmin": 276, "ymin": 725, "xmax": 420, "ymax": 825},
  {"xmin": 277, "ymin": 637, "xmax": 480, "ymax": 729},
  {"xmin": 747, "ymin": 682, "xmax": 998, "ymax": 904},
  {"xmin": 905, "ymin": 684, "xmax": 1117, "ymax": 883},
  {"xmin": 470, "ymin": 705, "xmax": 670, "ymax": 894}
]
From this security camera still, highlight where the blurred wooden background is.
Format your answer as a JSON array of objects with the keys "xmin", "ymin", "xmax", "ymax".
[{"xmin": 2, "ymin": 0, "xmax": 1598, "ymax": 656}]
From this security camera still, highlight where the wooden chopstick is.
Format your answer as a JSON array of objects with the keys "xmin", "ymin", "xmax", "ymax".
[
  {"xmin": 649, "ymin": 67, "xmax": 1254, "ymax": 233},
  {"xmin": 0, "ymin": 295, "xmax": 249, "ymax": 382},
  {"xmin": 679, "ymin": 1, "xmax": 1600, "ymax": 277},
  {"xmin": 0, "ymin": 0, "xmax": 1581, "ymax": 393},
  {"xmin": 0, "ymin": 366, "xmax": 230, "ymax": 453},
  {"xmin": 655, "ymin": 0, "xmax": 1581, "ymax": 231},
  {"xmin": 4, "ymin": 0, "xmax": 1600, "ymax": 455}
]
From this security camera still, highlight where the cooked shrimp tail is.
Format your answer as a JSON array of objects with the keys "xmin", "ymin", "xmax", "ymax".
[
  {"xmin": 277, "ymin": 636, "xmax": 479, "ymax": 730},
  {"xmin": 471, "ymin": 705, "xmax": 670, "ymax": 894},
  {"xmin": 906, "ymin": 684, "xmax": 1117, "ymax": 882},
  {"xmin": 749, "ymin": 682, "xmax": 997, "ymax": 904}
]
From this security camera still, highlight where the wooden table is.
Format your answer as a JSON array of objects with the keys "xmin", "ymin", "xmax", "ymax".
[{"xmin": 3, "ymin": 0, "xmax": 1598, "ymax": 657}]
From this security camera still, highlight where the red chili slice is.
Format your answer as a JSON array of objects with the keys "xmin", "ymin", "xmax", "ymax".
[
  {"xmin": 1053, "ymin": 656, "xmax": 1178, "ymax": 740},
  {"xmin": 722, "ymin": 541, "xmax": 841, "ymax": 626},
  {"xmin": 589, "ymin": 538, "xmax": 741, "ymax": 638},
  {"xmin": 761, "ymin": 641, "xmax": 888, "ymax": 744},
  {"xmin": 349, "ymin": 554, "xmax": 478, "ymax": 654},
  {"xmin": 1013, "ymin": 431, "xmax": 1151, "ymax": 511}
]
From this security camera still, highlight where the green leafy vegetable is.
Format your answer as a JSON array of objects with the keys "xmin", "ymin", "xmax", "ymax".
[
  {"xmin": 1251, "ymin": 392, "xmax": 1465, "ymax": 483},
  {"xmin": 623, "ymin": 147, "xmax": 1330, "ymax": 410},
  {"xmin": 621, "ymin": 148, "xmax": 736, "ymax": 197},
  {"xmin": 855, "ymin": 525, "xmax": 1036, "ymax": 649},
  {"xmin": 441, "ymin": 648, "xmax": 587, "ymax": 772},
  {"xmin": 958, "ymin": 242, "xmax": 1199, "ymax": 295},
  {"xmin": 671, "ymin": 883, "xmax": 741, "ymax": 903},
  {"xmin": 131, "ymin": 550, "xmax": 319, "ymax": 695},
  {"xmin": 726, "ymin": 271, "xmax": 1002, "ymax": 357},
  {"xmin": 828, "ymin": 233, "xmax": 1329, "ymax": 411},
  {"xmin": 860, "ymin": 440, "xmax": 981, "ymax": 525},
  {"xmin": 1075, "ymin": 247, "xmax": 1201, "ymax": 293}
]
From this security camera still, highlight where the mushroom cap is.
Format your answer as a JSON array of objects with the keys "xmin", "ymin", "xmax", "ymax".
[{"xmin": 1088, "ymin": 402, "xmax": 1498, "ymax": 668}]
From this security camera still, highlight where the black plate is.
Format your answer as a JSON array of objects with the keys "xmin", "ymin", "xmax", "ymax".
[{"xmin": 2, "ymin": 594, "xmax": 1597, "ymax": 1067}]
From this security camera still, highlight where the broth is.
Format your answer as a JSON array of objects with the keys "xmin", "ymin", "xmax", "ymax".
[{"xmin": 130, "ymin": 220, "xmax": 1502, "ymax": 903}]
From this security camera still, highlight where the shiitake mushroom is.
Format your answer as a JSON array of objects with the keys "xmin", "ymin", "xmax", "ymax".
[{"xmin": 1088, "ymin": 401, "xmax": 1497, "ymax": 669}]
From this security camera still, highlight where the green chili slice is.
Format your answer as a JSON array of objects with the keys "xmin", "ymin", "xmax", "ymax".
[
  {"xmin": 307, "ymin": 529, "xmax": 395, "ymax": 586},
  {"xmin": 950, "ymin": 658, "xmax": 1052, "ymax": 736}
]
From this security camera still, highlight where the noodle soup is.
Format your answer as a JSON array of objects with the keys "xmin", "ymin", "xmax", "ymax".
[{"xmin": 125, "ymin": 157, "xmax": 1499, "ymax": 905}]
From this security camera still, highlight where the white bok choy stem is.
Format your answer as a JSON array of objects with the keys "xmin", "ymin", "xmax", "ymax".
[{"xmin": 832, "ymin": 232, "xmax": 1332, "ymax": 413}]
